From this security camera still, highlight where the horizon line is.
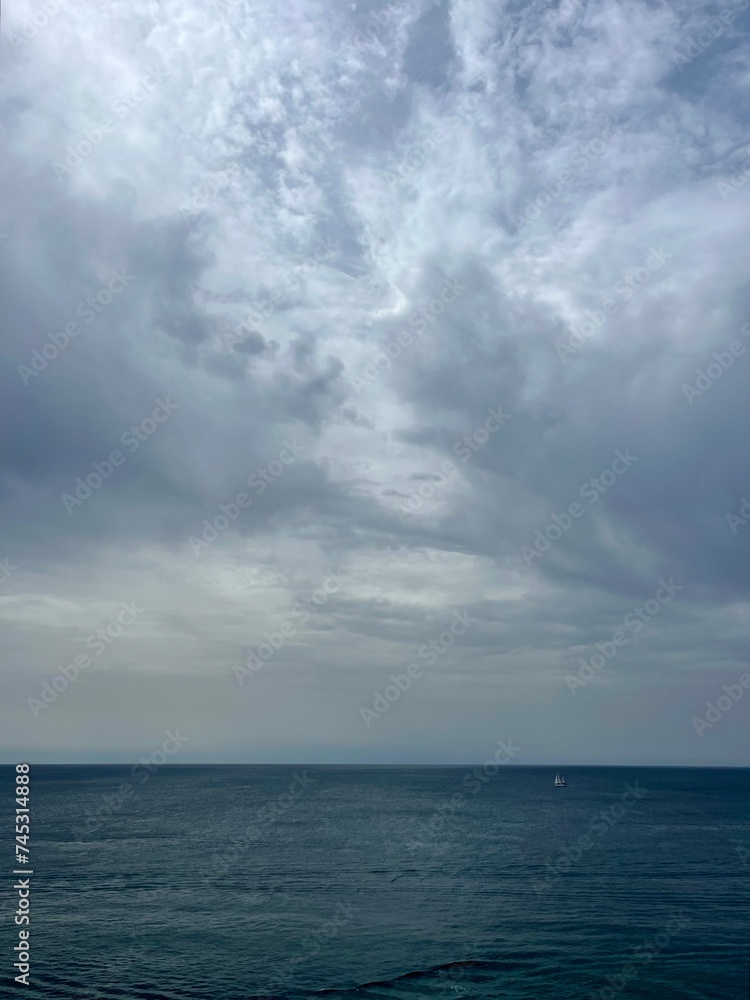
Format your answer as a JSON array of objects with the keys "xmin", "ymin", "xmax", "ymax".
[{"xmin": 2, "ymin": 761, "xmax": 748, "ymax": 768}]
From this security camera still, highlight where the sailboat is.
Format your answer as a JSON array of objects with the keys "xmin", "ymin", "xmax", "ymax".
[{"xmin": 554, "ymin": 772, "xmax": 567, "ymax": 787}]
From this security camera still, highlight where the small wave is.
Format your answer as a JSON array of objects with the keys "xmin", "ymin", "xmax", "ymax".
[
  {"xmin": 312, "ymin": 958, "xmax": 492, "ymax": 994},
  {"xmin": 243, "ymin": 958, "xmax": 492, "ymax": 999}
]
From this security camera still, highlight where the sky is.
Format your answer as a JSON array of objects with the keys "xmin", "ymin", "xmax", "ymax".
[{"xmin": 1, "ymin": 0, "xmax": 749, "ymax": 766}]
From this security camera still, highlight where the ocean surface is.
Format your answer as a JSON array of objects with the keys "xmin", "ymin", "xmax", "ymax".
[{"xmin": 1, "ymin": 765, "xmax": 749, "ymax": 999}]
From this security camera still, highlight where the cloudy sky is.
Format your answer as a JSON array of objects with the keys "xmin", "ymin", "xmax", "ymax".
[{"xmin": 1, "ymin": 0, "xmax": 749, "ymax": 765}]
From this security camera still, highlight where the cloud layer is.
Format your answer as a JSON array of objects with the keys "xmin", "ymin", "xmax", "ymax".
[{"xmin": 1, "ymin": 0, "xmax": 749, "ymax": 764}]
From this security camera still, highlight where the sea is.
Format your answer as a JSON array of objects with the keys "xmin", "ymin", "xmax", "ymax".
[{"xmin": 1, "ymin": 765, "xmax": 748, "ymax": 999}]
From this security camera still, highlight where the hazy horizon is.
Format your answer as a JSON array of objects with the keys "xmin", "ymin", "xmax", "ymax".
[{"xmin": 4, "ymin": 759, "xmax": 749, "ymax": 768}]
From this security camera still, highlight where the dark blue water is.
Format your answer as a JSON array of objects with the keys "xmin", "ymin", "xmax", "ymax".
[{"xmin": 1, "ymin": 765, "xmax": 748, "ymax": 999}]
